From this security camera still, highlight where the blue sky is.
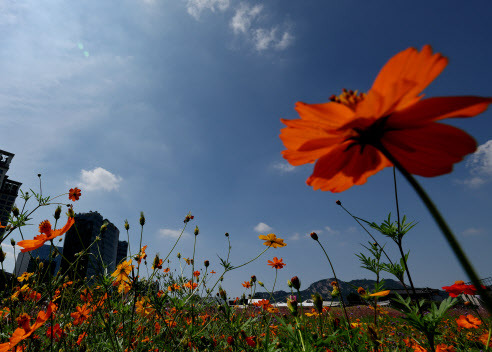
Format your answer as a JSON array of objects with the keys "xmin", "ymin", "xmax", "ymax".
[{"xmin": 1, "ymin": 0, "xmax": 492, "ymax": 299}]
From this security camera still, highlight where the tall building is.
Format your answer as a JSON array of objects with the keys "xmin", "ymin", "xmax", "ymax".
[
  {"xmin": 60, "ymin": 211, "xmax": 120, "ymax": 281},
  {"xmin": 0, "ymin": 150, "xmax": 22, "ymax": 238},
  {"xmin": 14, "ymin": 244, "xmax": 63, "ymax": 277},
  {"xmin": 116, "ymin": 240, "xmax": 128, "ymax": 265}
]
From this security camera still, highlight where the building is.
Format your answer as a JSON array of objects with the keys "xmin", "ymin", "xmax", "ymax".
[
  {"xmin": 14, "ymin": 244, "xmax": 63, "ymax": 277},
  {"xmin": 116, "ymin": 240, "xmax": 128, "ymax": 265},
  {"xmin": 0, "ymin": 150, "xmax": 22, "ymax": 238},
  {"xmin": 60, "ymin": 211, "xmax": 120, "ymax": 281}
]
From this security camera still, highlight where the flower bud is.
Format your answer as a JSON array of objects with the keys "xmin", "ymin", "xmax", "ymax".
[
  {"xmin": 54, "ymin": 206, "xmax": 62, "ymax": 220},
  {"xmin": 250, "ymin": 275, "xmax": 256, "ymax": 283},
  {"xmin": 139, "ymin": 212, "xmax": 145, "ymax": 226},
  {"xmin": 258, "ymin": 281, "xmax": 264, "ymax": 287},
  {"xmin": 12, "ymin": 206, "xmax": 19, "ymax": 218},
  {"xmin": 39, "ymin": 262, "xmax": 44, "ymax": 270},
  {"xmin": 310, "ymin": 232, "xmax": 318, "ymax": 241},
  {"xmin": 219, "ymin": 286, "xmax": 227, "ymax": 301},
  {"xmin": 194, "ymin": 226, "xmax": 199, "ymax": 236},
  {"xmin": 67, "ymin": 207, "xmax": 75, "ymax": 218},
  {"xmin": 100, "ymin": 222, "xmax": 108, "ymax": 234},
  {"xmin": 124, "ymin": 220, "xmax": 129, "ymax": 231},
  {"xmin": 184, "ymin": 214, "xmax": 194, "ymax": 223},
  {"xmin": 312, "ymin": 293, "xmax": 323, "ymax": 313},
  {"xmin": 10, "ymin": 239, "xmax": 16, "ymax": 247},
  {"xmin": 204, "ymin": 260, "xmax": 209, "ymax": 268},
  {"xmin": 286, "ymin": 297, "xmax": 298, "ymax": 317},
  {"xmin": 225, "ymin": 232, "xmax": 229, "ymax": 237},
  {"xmin": 336, "ymin": 200, "xmax": 341, "ymax": 206},
  {"xmin": 290, "ymin": 276, "xmax": 301, "ymax": 290},
  {"xmin": 287, "ymin": 280, "xmax": 293, "ymax": 288},
  {"xmin": 177, "ymin": 252, "xmax": 181, "ymax": 259}
]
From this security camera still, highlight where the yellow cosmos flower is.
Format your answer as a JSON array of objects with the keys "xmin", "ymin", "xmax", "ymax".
[{"xmin": 258, "ymin": 234, "xmax": 286, "ymax": 248}]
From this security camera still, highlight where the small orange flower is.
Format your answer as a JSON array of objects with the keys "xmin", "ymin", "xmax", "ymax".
[
  {"xmin": 280, "ymin": 45, "xmax": 492, "ymax": 192},
  {"xmin": 456, "ymin": 314, "xmax": 481, "ymax": 329},
  {"xmin": 193, "ymin": 270, "xmax": 200, "ymax": 277},
  {"xmin": 137, "ymin": 245, "xmax": 147, "ymax": 264},
  {"xmin": 267, "ymin": 257, "xmax": 286, "ymax": 269},
  {"xmin": 111, "ymin": 260, "xmax": 133, "ymax": 284},
  {"xmin": 163, "ymin": 267, "xmax": 170, "ymax": 273},
  {"xmin": 17, "ymin": 217, "xmax": 75, "ymax": 253},
  {"xmin": 68, "ymin": 187, "xmax": 81, "ymax": 201},
  {"xmin": 258, "ymin": 234, "xmax": 286, "ymax": 248},
  {"xmin": 436, "ymin": 344, "xmax": 456, "ymax": 352},
  {"xmin": 71, "ymin": 304, "xmax": 91, "ymax": 325},
  {"xmin": 242, "ymin": 281, "xmax": 252, "ymax": 289}
]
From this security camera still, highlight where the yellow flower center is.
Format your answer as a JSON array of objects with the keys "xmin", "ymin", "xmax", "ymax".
[{"xmin": 330, "ymin": 88, "xmax": 366, "ymax": 110}]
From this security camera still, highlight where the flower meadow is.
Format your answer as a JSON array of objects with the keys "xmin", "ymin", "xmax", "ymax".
[{"xmin": 1, "ymin": 45, "xmax": 492, "ymax": 351}]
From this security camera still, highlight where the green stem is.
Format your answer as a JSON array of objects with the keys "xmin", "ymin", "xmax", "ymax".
[
  {"xmin": 314, "ymin": 239, "xmax": 351, "ymax": 326},
  {"xmin": 376, "ymin": 142, "xmax": 492, "ymax": 314}
]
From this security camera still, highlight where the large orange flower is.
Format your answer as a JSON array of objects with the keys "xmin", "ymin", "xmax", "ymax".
[
  {"xmin": 17, "ymin": 216, "xmax": 75, "ymax": 253},
  {"xmin": 280, "ymin": 45, "xmax": 492, "ymax": 192},
  {"xmin": 0, "ymin": 302, "xmax": 56, "ymax": 352},
  {"xmin": 258, "ymin": 234, "xmax": 286, "ymax": 248},
  {"xmin": 456, "ymin": 314, "xmax": 481, "ymax": 329}
]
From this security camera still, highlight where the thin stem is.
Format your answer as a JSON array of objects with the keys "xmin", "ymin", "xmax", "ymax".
[
  {"xmin": 314, "ymin": 239, "xmax": 351, "ymax": 326},
  {"xmin": 376, "ymin": 142, "xmax": 492, "ymax": 314}
]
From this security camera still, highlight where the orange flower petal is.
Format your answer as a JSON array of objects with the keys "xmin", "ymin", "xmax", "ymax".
[
  {"xmin": 369, "ymin": 290, "xmax": 390, "ymax": 297},
  {"xmin": 370, "ymin": 45, "xmax": 448, "ymax": 111},
  {"xmin": 18, "ymin": 234, "xmax": 49, "ymax": 253},
  {"xmin": 389, "ymin": 96, "xmax": 492, "ymax": 128},
  {"xmin": 307, "ymin": 143, "xmax": 391, "ymax": 192},
  {"xmin": 383, "ymin": 123, "xmax": 477, "ymax": 177}
]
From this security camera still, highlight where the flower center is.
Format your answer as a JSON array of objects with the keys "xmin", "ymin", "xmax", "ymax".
[{"xmin": 330, "ymin": 88, "xmax": 366, "ymax": 110}]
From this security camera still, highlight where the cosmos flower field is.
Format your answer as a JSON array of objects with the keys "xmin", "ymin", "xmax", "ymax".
[{"xmin": 1, "ymin": 45, "xmax": 492, "ymax": 351}]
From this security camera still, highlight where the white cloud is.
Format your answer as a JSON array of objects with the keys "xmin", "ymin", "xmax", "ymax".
[
  {"xmin": 463, "ymin": 140, "xmax": 492, "ymax": 187},
  {"xmin": 276, "ymin": 31, "xmax": 294, "ymax": 50},
  {"xmin": 272, "ymin": 161, "xmax": 295, "ymax": 173},
  {"xmin": 158, "ymin": 228, "xmax": 191, "ymax": 239},
  {"xmin": 324, "ymin": 226, "xmax": 340, "ymax": 236},
  {"xmin": 462, "ymin": 228, "xmax": 484, "ymax": 237},
  {"xmin": 230, "ymin": 4, "xmax": 263, "ymax": 34},
  {"xmin": 289, "ymin": 233, "xmax": 300, "ymax": 241},
  {"xmin": 187, "ymin": 0, "xmax": 230, "ymax": 19},
  {"xmin": 230, "ymin": 3, "xmax": 294, "ymax": 52},
  {"xmin": 254, "ymin": 222, "xmax": 273, "ymax": 233},
  {"xmin": 76, "ymin": 167, "xmax": 123, "ymax": 191}
]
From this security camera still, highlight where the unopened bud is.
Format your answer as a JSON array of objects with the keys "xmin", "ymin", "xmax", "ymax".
[
  {"xmin": 139, "ymin": 212, "xmax": 145, "ymax": 226},
  {"xmin": 204, "ymin": 260, "xmax": 209, "ymax": 268},
  {"xmin": 286, "ymin": 297, "xmax": 298, "ymax": 317},
  {"xmin": 336, "ymin": 200, "xmax": 341, "ymax": 206},
  {"xmin": 100, "ymin": 222, "xmax": 108, "ymax": 234},
  {"xmin": 67, "ymin": 207, "xmax": 75, "ymax": 218},
  {"xmin": 177, "ymin": 253, "xmax": 181, "ymax": 259},
  {"xmin": 290, "ymin": 276, "xmax": 301, "ymax": 290},
  {"xmin": 225, "ymin": 232, "xmax": 229, "ymax": 237},
  {"xmin": 194, "ymin": 226, "xmax": 199, "ymax": 236},
  {"xmin": 258, "ymin": 281, "xmax": 264, "ymax": 287},
  {"xmin": 39, "ymin": 262, "xmax": 44, "ymax": 270},
  {"xmin": 250, "ymin": 275, "xmax": 256, "ymax": 283},
  {"xmin": 54, "ymin": 206, "xmax": 62, "ymax": 220},
  {"xmin": 310, "ymin": 232, "xmax": 318, "ymax": 241},
  {"xmin": 219, "ymin": 286, "xmax": 227, "ymax": 301},
  {"xmin": 10, "ymin": 239, "xmax": 15, "ymax": 247},
  {"xmin": 12, "ymin": 206, "xmax": 19, "ymax": 218},
  {"xmin": 287, "ymin": 280, "xmax": 292, "ymax": 288},
  {"xmin": 312, "ymin": 293, "xmax": 323, "ymax": 313},
  {"xmin": 124, "ymin": 219, "xmax": 130, "ymax": 231}
]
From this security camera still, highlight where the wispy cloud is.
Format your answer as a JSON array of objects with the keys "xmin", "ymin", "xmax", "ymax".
[
  {"xmin": 462, "ymin": 227, "xmax": 484, "ymax": 237},
  {"xmin": 186, "ymin": 0, "xmax": 230, "ymax": 19},
  {"xmin": 230, "ymin": 3, "xmax": 294, "ymax": 52},
  {"xmin": 158, "ymin": 228, "xmax": 191, "ymax": 239},
  {"xmin": 75, "ymin": 167, "xmax": 123, "ymax": 192},
  {"xmin": 230, "ymin": 3, "xmax": 263, "ymax": 34},
  {"xmin": 324, "ymin": 226, "xmax": 340, "ymax": 236},
  {"xmin": 254, "ymin": 222, "xmax": 273, "ymax": 233},
  {"xmin": 271, "ymin": 161, "xmax": 295, "ymax": 173},
  {"xmin": 289, "ymin": 233, "xmax": 301, "ymax": 241},
  {"xmin": 461, "ymin": 140, "xmax": 492, "ymax": 188}
]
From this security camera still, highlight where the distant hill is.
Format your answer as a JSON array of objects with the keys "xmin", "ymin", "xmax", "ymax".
[{"xmin": 253, "ymin": 278, "xmax": 408, "ymax": 302}]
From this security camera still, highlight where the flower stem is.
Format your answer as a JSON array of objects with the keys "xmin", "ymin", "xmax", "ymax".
[
  {"xmin": 376, "ymin": 142, "xmax": 492, "ymax": 314},
  {"xmin": 314, "ymin": 239, "xmax": 351, "ymax": 326}
]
